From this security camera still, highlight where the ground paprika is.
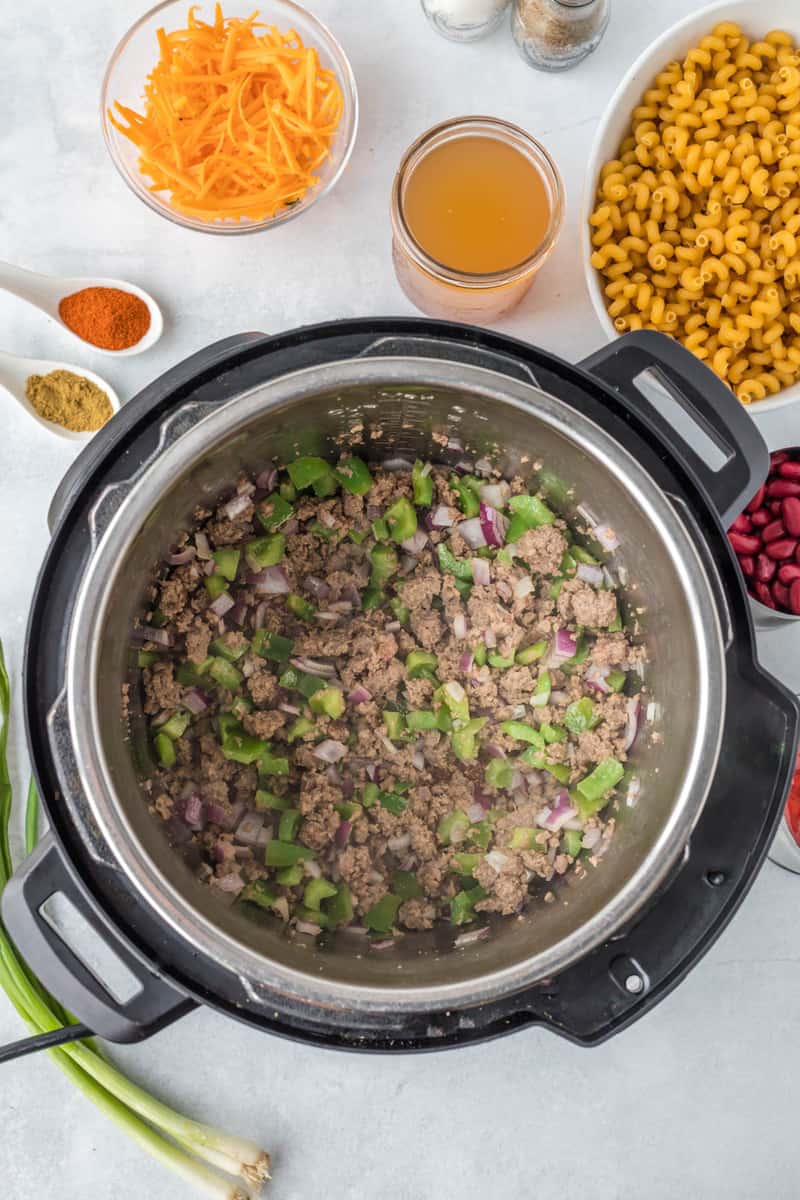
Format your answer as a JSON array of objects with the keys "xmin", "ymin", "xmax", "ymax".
[{"xmin": 58, "ymin": 286, "xmax": 150, "ymax": 351}]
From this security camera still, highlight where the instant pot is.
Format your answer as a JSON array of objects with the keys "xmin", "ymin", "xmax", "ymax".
[{"xmin": 3, "ymin": 319, "xmax": 797, "ymax": 1051}]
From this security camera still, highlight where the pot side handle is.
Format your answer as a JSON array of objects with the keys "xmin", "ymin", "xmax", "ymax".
[
  {"xmin": 580, "ymin": 331, "xmax": 768, "ymax": 530},
  {"xmin": 1, "ymin": 834, "xmax": 195, "ymax": 1043}
]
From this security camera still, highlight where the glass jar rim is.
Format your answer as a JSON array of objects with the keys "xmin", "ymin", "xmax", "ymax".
[{"xmin": 391, "ymin": 115, "xmax": 565, "ymax": 288}]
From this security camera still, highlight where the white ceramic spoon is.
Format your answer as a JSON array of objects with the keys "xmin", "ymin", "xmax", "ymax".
[
  {"xmin": 0, "ymin": 260, "xmax": 163, "ymax": 357},
  {"xmin": 0, "ymin": 349, "xmax": 121, "ymax": 443}
]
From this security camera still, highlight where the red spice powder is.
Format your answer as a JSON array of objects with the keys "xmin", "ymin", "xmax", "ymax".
[{"xmin": 58, "ymin": 286, "xmax": 151, "ymax": 351}]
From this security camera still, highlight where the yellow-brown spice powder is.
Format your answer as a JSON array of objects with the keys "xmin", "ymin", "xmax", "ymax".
[{"xmin": 25, "ymin": 370, "xmax": 113, "ymax": 432}]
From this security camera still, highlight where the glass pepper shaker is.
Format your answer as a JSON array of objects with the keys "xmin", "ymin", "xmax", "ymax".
[
  {"xmin": 512, "ymin": 0, "xmax": 609, "ymax": 71},
  {"xmin": 421, "ymin": 0, "xmax": 511, "ymax": 43}
]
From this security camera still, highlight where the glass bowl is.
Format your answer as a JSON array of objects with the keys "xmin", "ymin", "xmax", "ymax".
[{"xmin": 100, "ymin": 0, "xmax": 358, "ymax": 235}]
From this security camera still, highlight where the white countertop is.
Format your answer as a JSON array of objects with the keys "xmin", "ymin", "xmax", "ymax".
[{"xmin": 1, "ymin": 1, "xmax": 799, "ymax": 1197}]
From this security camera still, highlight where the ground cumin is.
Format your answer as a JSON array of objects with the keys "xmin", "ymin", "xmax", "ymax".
[
  {"xmin": 26, "ymin": 369, "xmax": 113, "ymax": 432},
  {"xmin": 58, "ymin": 286, "xmax": 150, "ymax": 351}
]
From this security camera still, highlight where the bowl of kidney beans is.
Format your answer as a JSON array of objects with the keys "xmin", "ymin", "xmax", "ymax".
[{"xmin": 727, "ymin": 448, "xmax": 800, "ymax": 621}]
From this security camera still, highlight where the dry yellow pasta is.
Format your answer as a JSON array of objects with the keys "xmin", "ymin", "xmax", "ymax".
[{"xmin": 590, "ymin": 21, "xmax": 800, "ymax": 403}]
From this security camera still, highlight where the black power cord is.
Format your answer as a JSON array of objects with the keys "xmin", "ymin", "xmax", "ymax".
[{"xmin": 0, "ymin": 1022, "xmax": 94, "ymax": 1066}]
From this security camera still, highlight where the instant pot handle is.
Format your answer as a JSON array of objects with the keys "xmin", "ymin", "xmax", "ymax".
[
  {"xmin": 2, "ymin": 835, "xmax": 195, "ymax": 1043},
  {"xmin": 580, "ymin": 331, "xmax": 768, "ymax": 530}
]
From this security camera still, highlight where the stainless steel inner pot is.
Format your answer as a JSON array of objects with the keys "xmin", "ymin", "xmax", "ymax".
[{"xmin": 64, "ymin": 356, "xmax": 725, "ymax": 1022}]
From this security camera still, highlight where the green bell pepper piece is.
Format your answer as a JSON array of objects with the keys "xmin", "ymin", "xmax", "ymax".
[
  {"xmin": 406, "ymin": 709, "xmax": 438, "ymax": 732},
  {"xmin": 284, "ymin": 717, "xmax": 312, "ymax": 744},
  {"xmin": 221, "ymin": 724, "xmax": 266, "ymax": 765},
  {"xmin": 335, "ymin": 801, "xmax": 363, "ymax": 821},
  {"xmin": 361, "ymin": 782, "xmax": 380, "ymax": 809},
  {"xmin": 382, "ymin": 710, "xmax": 407, "ymax": 741},
  {"xmin": 437, "ymin": 543, "xmax": 472, "ymax": 580},
  {"xmin": 379, "ymin": 790, "xmax": 408, "ymax": 815},
  {"xmin": 325, "ymin": 884, "xmax": 354, "ymax": 927},
  {"xmin": 159, "ymin": 710, "xmax": 191, "ymax": 741},
  {"xmin": 575, "ymin": 757, "xmax": 624, "ymax": 816},
  {"xmin": 286, "ymin": 594, "xmax": 316, "ymax": 622},
  {"xmin": 385, "ymin": 497, "xmax": 418, "ymax": 543},
  {"xmin": 434, "ymin": 680, "xmax": 470, "ymax": 724},
  {"xmin": 549, "ymin": 579, "xmax": 564, "ymax": 600},
  {"xmin": 530, "ymin": 670, "xmax": 552, "ymax": 708},
  {"xmin": 212, "ymin": 547, "xmax": 240, "ymax": 581},
  {"xmin": 371, "ymin": 517, "xmax": 390, "ymax": 542},
  {"xmin": 473, "ymin": 644, "xmax": 487, "ymax": 667},
  {"xmin": 563, "ymin": 829, "xmax": 583, "ymax": 857},
  {"xmin": 245, "ymin": 533, "xmax": 284, "ymax": 569},
  {"xmin": 564, "ymin": 697, "xmax": 596, "ymax": 735},
  {"xmin": 365, "ymin": 893, "xmax": 401, "ymax": 934},
  {"xmin": 279, "ymin": 479, "xmax": 297, "ymax": 503},
  {"xmin": 257, "ymin": 492, "xmax": 293, "ymax": 531},
  {"xmin": 230, "ymin": 695, "xmax": 253, "ymax": 722},
  {"xmin": 507, "ymin": 493, "xmax": 555, "ymax": 528},
  {"xmin": 487, "ymin": 653, "xmax": 515, "ymax": 669},
  {"xmin": 154, "ymin": 732, "xmax": 176, "ymax": 768},
  {"xmin": 466, "ymin": 820, "xmax": 492, "ymax": 850},
  {"xmin": 258, "ymin": 748, "xmax": 290, "ymax": 776},
  {"xmin": 559, "ymin": 550, "xmax": 577, "ymax": 576},
  {"xmin": 607, "ymin": 669, "xmax": 627, "ymax": 693},
  {"xmin": 276, "ymin": 864, "xmax": 304, "ymax": 886},
  {"xmin": 451, "ymin": 717, "xmax": 487, "ymax": 762},
  {"xmin": 451, "ymin": 852, "xmax": 481, "ymax": 877},
  {"xmin": 485, "ymin": 758, "xmax": 514, "ymax": 790},
  {"xmin": 540, "ymin": 723, "xmax": 567, "ymax": 744},
  {"xmin": 390, "ymin": 596, "xmax": 410, "ymax": 625},
  {"xmin": 309, "ymin": 686, "xmax": 345, "ymax": 719},
  {"xmin": 209, "ymin": 658, "xmax": 243, "ymax": 691},
  {"xmin": 204, "ymin": 574, "xmax": 229, "ymax": 601},
  {"xmin": 516, "ymin": 640, "xmax": 548, "ymax": 665},
  {"xmin": 572, "ymin": 545, "xmax": 600, "ymax": 565},
  {"xmin": 304, "ymin": 877, "xmax": 338, "ymax": 909},
  {"xmin": 406, "ymin": 650, "xmax": 439, "ymax": 679},
  {"xmin": 137, "ymin": 650, "xmax": 159, "ymax": 668},
  {"xmin": 287, "ymin": 456, "xmax": 333, "ymax": 491},
  {"xmin": 370, "ymin": 542, "xmax": 398, "ymax": 583},
  {"xmin": 437, "ymin": 810, "xmax": 471, "ymax": 845},
  {"xmin": 265, "ymin": 841, "xmax": 314, "ymax": 867},
  {"xmin": 508, "ymin": 827, "xmax": 548, "ymax": 851},
  {"xmin": 450, "ymin": 885, "xmax": 488, "ymax": 926},
  {"xmin": 239, "ymin": 881, "xmax": 280, "ymax": 911},
  {"xmin": 254, "ymin": 789, "xmax": 291, "ymax": 811},
  {"xmin": 334, "ymin": 456, "xmax": 373, "ymax": 495},
  {"xmin": 210, "ymin": 635, "xmax": 249, "ymax": 663},
  {"xmin": 450, "ymin": 475, "xmax": 480, "ymax": 518},
  {"xmin": 563, "ymin": 638, "xmax": 590, "ymax": 669},
  {"xmin": 454, "ymin": 579, "xmax": 472, "ymax": 600},
  {"xmin": 392, "ymin": 870, "xmax": 423, "ymax": 900},
  {"xmin": 412, "ymin": 460, "xmax": 434, "ymax": 507},
  {"xmin": 278, "ymin": 809, "xmax": 301, "ymax": 842},
  {"xmin": 348, "ymin": 529, "xmax": 369, "ymax": 545},
  {"xmin": 251, "ymin": 629, "xmax": 293, "ymax": 662},
  {"xmin": 500, "ymin": 720, "xmax": 545, "ymax": 748}
]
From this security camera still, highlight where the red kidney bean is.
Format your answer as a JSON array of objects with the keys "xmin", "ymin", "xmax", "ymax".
[
  {"xmin": 755, "ymin": 581, "xmax": 776, "ymax": 608},
  {"xmin": 747, "ymin": 484, "xmax": 767, "ymax": 512},
  {"xmin": 740, "ymin": 555, "xmax": 755, "ymax": 577},
  {"xmin": 756, "ymin": 553, "xmax": 776, "ymax": 581},
  {"xmin": 750, "ymin": 507, "xmax": 771, "ymax": 526},
  {"xmin": 729, "ymin": 531, "xmax": 762, "ymax": 554},
  {"xmin": 768, "ymin": 479, "xmax": 800, "ymax": 498},
  {"xmin": 796, "ymin": 542, "xmax": 800, "ymax": 563},
  {"xmin": 791, "ymin": 579, "xmax": 800, "ymax": 615},
  {"xmin": 773, "ymin": 582, "xmax": 791, "ymax": 609},
  {"xmin": 779, "ymin": 461, "xmax": 800, "ymax": 480},
  {"xmin": 770, "ymin": 451, "xmax": 791, "ymax": 467},
  {"xmin": 765, "ymin": 537, "xmax": 798, "ymax": 560},
  {"xmin": 730, "ymin": 513, "xmax": 753, "ymax": 533},
  {"xmin": 763, "ymin": 519, "xmax": 786, "ymax": 542},
  {"xmin": 769, "ymin": 500, "xmax": 784, "ymax": 515},
  {"xmin": 782, "ymin": 496, "xmax": 800, "ymax": 536},
  {"xmin": 778, "ymin": 562, "xmax": 800, "ymax": 584}
]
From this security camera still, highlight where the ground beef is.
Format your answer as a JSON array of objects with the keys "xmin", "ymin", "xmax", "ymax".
[{"xmin": 134, "ymin": 457, "xmax": 643, "ymax": 940}]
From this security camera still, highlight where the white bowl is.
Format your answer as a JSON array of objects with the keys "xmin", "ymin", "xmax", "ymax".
[{"xmin": 582, "ymin": 0, "xmax": 800, "ymax": 415}]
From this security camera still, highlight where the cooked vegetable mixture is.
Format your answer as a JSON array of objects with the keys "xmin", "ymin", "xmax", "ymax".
[{"xmin": 131, "ymin": 456, "xmax": 644, "ymax": 942}]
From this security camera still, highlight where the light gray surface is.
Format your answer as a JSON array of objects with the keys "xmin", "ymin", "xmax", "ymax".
[{"xmin": 0, "ymin": 1, "xmax": 798, "ymax": 1197}]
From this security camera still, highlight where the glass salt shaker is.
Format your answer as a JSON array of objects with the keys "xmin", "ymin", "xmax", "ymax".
[
  {"xmin": 421, "ymin": 0, "xmax": 511, "ymax": 43},
  {"xmin": 512, "ymin": 0, "xmax": 609, "ymax": 71}
]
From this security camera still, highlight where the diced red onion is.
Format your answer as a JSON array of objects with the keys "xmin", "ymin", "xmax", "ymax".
[
  {"xmin": 183, "ymin": 688, "xmax": 210, "ymax": 715},
  {"xmin": 303, "ymin": 859, "xmax": 322, "ymax": 879},
  {"xmin": 545, "ymin": 791, "xmax": 577, "ymax": 831},
  {"xmin": 582, "ymin": 826, "xmax": 602, "ymax": 850},
  {"xmin": 282, "ymin": 517, "xmax": 299, "ymax": 536},
  {"xmin": 279, "ymin": 702, "xmax": 301, "ymax": 716},
  {"xmin": 474, "ymin": 458, "xmax": 492, "ymax": 478},
  {"xmin": 382, "ymin": 456, "xmax": 414, "ymax": 471},
  {"xmin": 377, "ymin": 733, "xmax": 398, "ymax": 757},
  {"xmin": 483, "ymin": 629, "xmax": 496, "ymax": 649},
  {"xmin": 512, "ymin": 575, "xmax": 535, "ymax": 601},
  {"xmin": 458, "ymin": 517, "xmax": 487, "ymax": 550},
  {"xmin": 194, "ymin": 531, "xmax": 212, "ymax": 560},
  {"xmin": 252, "ymin": 601, "xmax": 268, "ymax": 629},
  {"xmin": 430, "ymin": 505, "xmax": 455, "ymax": 529},
  {"xmin": 366, "ymin": 763, "xmax": 378, "ymax": 782},
  {"xmin": 271, "ymin": 896, "xmax": 290, "ymax": 922},
  {"xmin": 348, "ymin": 686, "xmax": 372, "ymax": 705},
  {"xmin": 576, "ymin": 562, "xmax": 604, "ymax": 586},
  {"xmin": 328, "ymin": 600, "xmax": 354, "ymax": 614},
  {"xmin": 209, "ymin": 801, "xmax": 246, "ymax": 833},
  {"xmin": 341, "ymin": 776, "xmax": 354, "ymax": 799},
  {"xmin": 510, "ymin": 769, "xmax": 526, "ymax": 793},
  {"xmin": 479, "ymin": 502, "xmax": 507, "ymax": 548},
  {"xmin": 295, "ymin": 920, "xmax": 322, "ymax": 936},
  {"xmin": 485, "ymin": 743, "xmax": 506, "ymax": 759},
  {"xmin": 370, "ymin": 938, "xmax": 395, "ymax": 950},
  {"xmin": 237, "ymin": 477, "xmax": 256, "ymax": 496},
  {"xmin": 624, "ymin": 697, "xmax": 641, "ymax": 751},
  {"xmin": 454, "ymin": 459, "xmax": 473, "ymax": 475},
  {"xmin": 209, "ymin": 592, "xmax": 235, "ymax": 617},
  {"xmin": 486, "ymin": 850, "xmax": 510, "ymax": 872},
  {"xmin": 303, "ymin": 575, "xmax": 331, "ymax": 600},
  {"xmin": 399, "ymin": 556, "xmax": 419, "ymax": 576},
  {"xmin": 256, "ymin": 466, "xmax": 278, "ymax": 492},
  {"xmin": 251, "ymin": 565, "xmax": 290, "ymax": 595},
  {"xmin": 453, "ymin": 612, "xmax": 468, "ymax": 640},
  {"xmin": 326, "ymin": 765, "xmax": 343, "ymax": 788},
  {"xmin": 444, "ymin": 681, "xmax": 466, "ymax": 706},
  {"xmin": 317, "ymin": 509, "xmax": 337, "ymax": 529},
  {"xmin": 564, "ymin": 816, "xmax": 583, "ymax": 831},
  {"xmin": 317, "ymin": 611, "xmax": 342, "ymax": 623},
  {"xmin": 459, "ymin": 650, "xmax": 474, "ymax": 673},
  {"xmin": 290, "ymin": 656, "xmax": 336, "ymax": 678},
  {"xmin": 585, "ymin": 663, "xmax": 611, "ymax": 694},
  {"xmin": 385, "ymin": 620, "xmax": 401, "ymax": 633},
  {"xmin": 550, "ymin": 689, "xmax": 569, "ymax": 705},
  {"xmin": 478, "ymin": 481, "xmax": 510, "ymax": 509},
  {"xmin": 217, "ymin": 871, "xmax": 244, "ymax": 894},
  {"xmin": 455, "ymin": 926, "xmax": 490, "ymax": 948},
  {"xmin": 135, "ymin": 625, "xmax": 173, "ymax": 647},
  {"xmin": 166, "ymin": 545, "xmax": 196, "ymax": 566},
  {"xmin": 335, "ymin": 820, "xmax": 352, "ymax": 849},
  {"xmin": 535, "ymin": 807, "xmax": 552, "ymax": 829},
  {"xmin": 473, "ymin": 786, "xmax": 492, "ymax": 810},
  {"xmin": 222, "ymin": 493, "xmax": 252, "ymax": 521},
  {"xmin": 401, "ymin": 529, "xmax": 428, "ymax": 555},
  {"xmin": 471, "ymin": 557, "xmax": 491, "ymax": 587},
  {"xmin": 229, "ymin": 601, "xmax": 248, "ymax": 626},
  {"xmin": 594, "ymin": 524, "xmax": 620, "ymax": 552},
  {"xmin": 234, "ymin": 813, "xmax": 265, "ymax": 846},
  {"xmin": 342, "ymin": 584, "xmax": 361, "ymax": 606},
  {"xmin": 202, "ymin": 559, "xmax": 215, "ymax": 576},
  {"xmin": 313, "ymin": 739, "xmax": 347, "ymax": 763},
  {"xmin": 496, "ymin": 580, "xmax": 513, "ymax": 602},
  {"xmin": 388, "ymin": 833, "xmax": 411, "ymax": 852},
  {"xmin": 411, "ymin": 748, "xmax": 426, "ymax": 770},
  {"xmin": 545, "ymin": 628, "xmax": 577, "ymax": 667},
  {"xmin": 467, "ymin": 802, "xmax": 485, "ymax": 823},
  {"xmin": 183, "ymin": 793, "xmax": 205, "ymax": 830}
]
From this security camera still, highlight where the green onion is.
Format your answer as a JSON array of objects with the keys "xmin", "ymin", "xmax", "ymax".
[
  {"xmin": 572, "ymin": 545, "xmax": 599, "ymax": 565},
  {"xmin": 0, "ymin": 643, "xmax": 270, "ymax": 1196}
]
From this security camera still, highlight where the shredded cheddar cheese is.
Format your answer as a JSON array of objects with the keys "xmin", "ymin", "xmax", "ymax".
[{"xmin": 109, "ymin": 5, "xmax": 345, "ymax": 223}]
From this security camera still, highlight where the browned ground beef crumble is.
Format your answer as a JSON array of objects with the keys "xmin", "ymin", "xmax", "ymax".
[{"xmin": 130, "ymin": 457, "xmax": 644, "ymax": 941}]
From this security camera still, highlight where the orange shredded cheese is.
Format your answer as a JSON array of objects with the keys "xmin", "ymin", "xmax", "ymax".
[{"xmin": 109, "ymin": 5, "xmax": 345, "ymax": 222}]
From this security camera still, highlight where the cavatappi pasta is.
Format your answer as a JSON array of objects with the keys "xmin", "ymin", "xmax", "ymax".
[{"xmin": 589, "ymin": 22, "xmax": 800, "ymax": 404}]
